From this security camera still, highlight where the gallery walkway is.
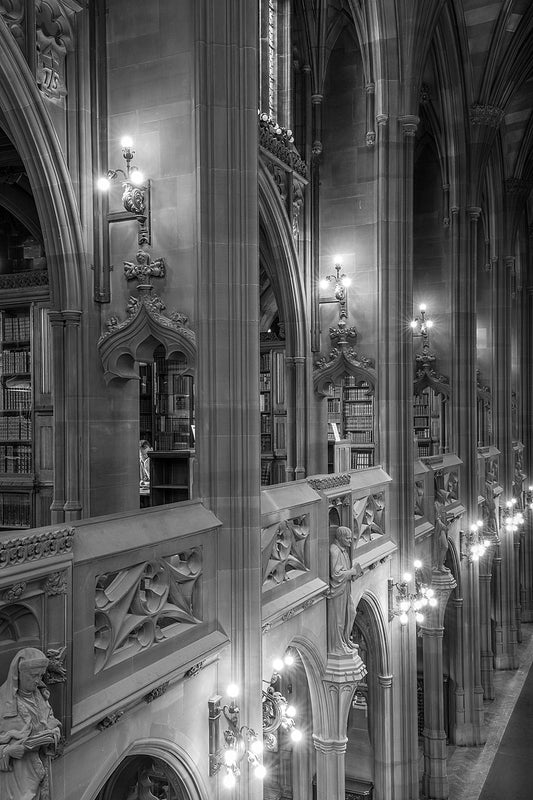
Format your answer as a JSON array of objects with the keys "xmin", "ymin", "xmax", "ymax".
[{"xmin": 447, "ymin": 623, "xmax": 533, "ymax": 800}]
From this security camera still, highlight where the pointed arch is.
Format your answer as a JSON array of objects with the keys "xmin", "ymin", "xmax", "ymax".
[{"xmin": 0, "ymin": 19, "xmax": 87, "ymax": 310}]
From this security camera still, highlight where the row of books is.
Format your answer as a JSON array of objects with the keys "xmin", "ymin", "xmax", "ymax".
[
  {"xmin": 0, "ymin": 349, "xmax": 31, "ymax": 374},
  {"xmin": 1, "ymin": 314, "xmax": 31, "ymax": 343},
  {"xmin": 259, "ymin": 373, "xmax": 271, "ymax": 391},
  {"xmin": 346, "ymin": 430, "xmax": 373, "ymax": 444},
  {"xmin": 0, "ymin": 388, "xmax": 31, "ymax": 411},
  {"xmin": 351, "ymin": 451, "xmax": 373, "ymax": 469},
  {"xmin": 155, "ymin": 433, "xmax": 190, "ymax": 450},
  {"xmin": 0, "ymin": 415, "xmax": 32, "ymax": 440},
  {"xmin": 0, "ymin": 444, "xmax": 32, "ymax": 473},
  {"xmin": 345, "ymin": 415, "xmax": 373, "ymax": 428},
  {"xmin": 344, "ymin": 387, "xmax": 372, "ymax": 401},
  {"xmin": 0, "ymin": 491, "xmax": 31, "ymax": 528},
  {"xmin": 260, "ymin": 352, "xmax": 272, "ymax": 372},
  {"xmin": 413, "ymin": 403, "xmax": 430, "ymax": 415},
  {"xmin": 260, "ymin": 394, "xmax": 270, "ymax": 412},
  {"xmin": 327, "ymin": 398, "xmax": 341, "ymax": 413},
  {"xmin": 261, "ymin": 415, "xmax": 272, "ymax": 433},
  {"xmin": 344, "ymin": 401, "xmax": 373, "ymax": 416}
]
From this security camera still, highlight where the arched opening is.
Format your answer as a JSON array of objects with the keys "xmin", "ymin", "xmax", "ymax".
[{"xmin": 95, "ymin": 754, "xmax": 195, "ymax": 800}]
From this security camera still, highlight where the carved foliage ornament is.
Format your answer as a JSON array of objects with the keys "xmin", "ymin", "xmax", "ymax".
[
  {"xmin": 261, "ymin": 516, "xmax": 310, "ymax": 590},
  {"xmin": 0, "ymin": 528, "xmax": 74, "ymax": 569},
  {"xmin": 94, "ymin": 549, "xmax": 202, "ymax": 672}
]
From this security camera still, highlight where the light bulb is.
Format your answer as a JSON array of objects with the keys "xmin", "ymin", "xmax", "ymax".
[
  {"xmin": 399, "ymin": 600, "xmax": 410, "ymax": 612},
  {"xmin": 419, "ymin": 303, "xmax": 426, "ymax": 312},
  {"xmin": 319, "ymin": 278, "xmax": 329, "ymax": 290},
  {"xmin": 222, "ymin": 770, "xmax": 236, "ymax": 789},
  {"xmin": 286, "ymin": 704, "xmax": 296, "ymax": 718},
  {"xmin": 97, "ymin": 176, "xmax": 111, "ymax": 191},
  {"xmin": 426, "ymin": 319, "xmax": 434, "ymax": 328},
  {"xmin": 333, "ymin": 255, "xmax": 342, "ymax": 265},
  {"xmin": 410, "ymin": 319, "xmax": 418, "ymax": 329},
  {"xmin": 224, "ymin": 748, "xmax": 237, "ymax": 766},
  {"xmin": 415, "ymin": 612, "xmax": 424, "ymax": 623},
  {"xmin": 425, "ymin": 588, "xmax": 434, "ymax": 598},
  {"xmin": 130, "ymin": 168, "xmax": 144, "ymax": 186},
  {"xmin": 284, "ymin": 652, "xmax": 295, "ymax": 666},
  {"xmin": 399, "ymin": 612, "xmax": 409, "ymax": 625},
  {"xmin": 402, "ymin": 571, "xmax": 412, "ymax": 582},
  {"xmin": 341, "ymin": 276, "xmax": 351, "ymax": 287},
  {"xmin": 227, "ymin": 683, "xmax": 239, "ymax": 699},
  {"xmin": 429, "ymin": 597, "xmax": 438, "ymax": 607},
  {"xmin": 290, "ymin": 728, "xmax": 303, "ymax": 743},
  {"xmin": 254, "ymin": 764, "xmax": 267, "ymax": 780},
  {"xmin": 413, "ymin": 559, "xmax": 422, "ymax": 569},
  {"xmin": 250, "ymin": 738, "xmax": 263, "ymax": 755},
  {"xmin": 120, "ymin": 135, "xmax": 133, "ymax": 149},
  {"xmin": 272, "ymin": 657, "xmax": 284, "ymax": 672}
]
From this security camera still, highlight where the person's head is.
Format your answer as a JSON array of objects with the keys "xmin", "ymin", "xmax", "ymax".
[
  {"xmin": 139, "ymin": 440, "xmax": 152, "ymax": 456},
  {"xmin": 17, "ymin": 649, "xmax": 48, "ymax": 693},
  {"xmin": 336, "ymin": 526, "xmax": 352, "ymax": 548}
]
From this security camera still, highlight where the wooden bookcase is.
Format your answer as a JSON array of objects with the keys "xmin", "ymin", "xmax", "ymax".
[
  {"xmin": 413, "ymin": 387, "xmax": 444, "ymax": 457},
  {"xmin": 139, "ymin": 348, "xmax": 195, "ymax": 506},
  {"xmin": 149, "ymin": 450, "xmax": 193, "ymax": 506},
  {"xmin": 260, "ymin": 340, "xmax": 287, "ymax": 485},
  {"xmin": 0, "ymin": 305, "xmax": 54, "ymax": 530},
  {"xmin": 326, "ymin": 376, "xmax": 375, "ymax": 471}
]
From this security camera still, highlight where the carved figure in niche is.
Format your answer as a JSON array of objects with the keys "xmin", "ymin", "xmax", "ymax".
[
  {"xmin": 513, "ymin": 455, "xmax": 526, "ymax": 509},
  {"xmin": 484, "ymin": 483, "xmax": 498, "ymax": 534},
  {"xmin": 414, "ymin": 481, "xmax": 425, "ymax": 518},
  {"xmin": 433, "ymin": 505, "xmax": 451, "ymax": 573},
  {"xmin": 0, "ymin": 648, "xmax": 61, "ymax": 800},
  {"xmin": 328, "ymin": 527, "xmax": 363, "ymax": 655}
]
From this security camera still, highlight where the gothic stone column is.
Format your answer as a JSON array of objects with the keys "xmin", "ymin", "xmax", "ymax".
[{"xmin": 420, "ymin": 570, "xmax": 457, "ymax": 800}]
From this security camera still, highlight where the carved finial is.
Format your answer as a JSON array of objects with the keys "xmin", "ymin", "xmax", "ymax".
[{"xmin": 123, "ymin": 250, "xmax": 166, "ymax": 285}]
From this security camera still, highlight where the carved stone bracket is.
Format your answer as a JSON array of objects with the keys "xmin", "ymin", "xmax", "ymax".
[
  {"xmin": 414, "ymin": 342, "xmax": 450, "ymax": 398},
  {"xmin": 97, "ymin": 283, "xmax": 196, "ymax": 383},
  {"xmin": 313, "ymin": 346, "xmax": 375, "ymax": 397},
  {"xmin": 144, "ymin": 682, "xmax": 170, "ymax": 703}
]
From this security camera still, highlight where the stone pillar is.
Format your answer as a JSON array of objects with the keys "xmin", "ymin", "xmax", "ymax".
[
  {"xmin": 48, "ymin": 310, "xmax": 83, "ymax": 523},
  {"xmin": 420, "ymin": 570, "xmax": 457, "ymax": 800},
  {"xmin": 514, "ymin": 533, "xmax": 522, "ymax": 643},
  {"xmin": 314, "ymin": 652, "xmax": 367, "ymax": 800},
  {"xmin": 374, "ymin": 674, "xmax": 394, "ymax": 800},
  {"xmin": 492, "ymin": 256, "xmax": 518, "ymax": 669},
  {"xmin": 293, "ymin": 355, "xmax": 307, "ymax": 479},
  {"xmin": 194, "ymin": 4, "xmax": 261, "ymax": 799},
  {"xmin": 478, "ymin": 567, "xmax": 495, "ymax": 700}
]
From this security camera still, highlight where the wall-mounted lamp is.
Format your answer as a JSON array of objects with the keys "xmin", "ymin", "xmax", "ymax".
[
  {"xmin": 208, "ymin": 685, "xmax": 265, "ymax": 788},
  {"xmin": 97, "ymin": 135, "xmax": 151, "ymax": 246},
  {"xmin": 319, "ymin": 258, "xmax": 358, "ymax": 345},
  {"xmin": 460, "ymin": 521, "xmax": 490, "ymax": 562},
  {"xmin": 410, "ymin": 304, "xmax": 433, "ymax": 339},
  {"xmin": 502, "ymin": 498, "xmax": 525, "ymax": 533},
  {"xmin": 388, "ymin": 560, "xmax": 437, "ymax": 625},
  {"xmin": 263, "ymin": 652, "xmax": 302, "ymax": 751}
]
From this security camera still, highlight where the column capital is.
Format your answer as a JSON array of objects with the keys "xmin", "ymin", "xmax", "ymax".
[
  {"xmin": 311, "ymin": 93, "xmax": 323, "ymax": 105},
  {"xmin": 378, "ymin": 674, "xmax": 393, "ymax": 688},
  {"xmin": 467, "ymin": 206, "xmax": 482, "ymax": 221},
  {"xmin": 399, "ymin": 114, "xmax": 419, "ymax": 136}
]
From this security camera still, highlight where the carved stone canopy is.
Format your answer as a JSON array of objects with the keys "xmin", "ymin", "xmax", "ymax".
[
  {"xmin": 97, "ymin": 285, "xmax": 196, "ymax": 383},
  {"xmin": 313, "ymin": 346, "xmax": 375, "ymax": 397}
]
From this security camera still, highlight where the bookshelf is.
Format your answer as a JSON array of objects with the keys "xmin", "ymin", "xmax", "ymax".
[
  {"xmin": 327, "ymin": 376, "xmax": 375, "ymax": 471},
  {"xmin": 0, "ymin": 308, "xmax": 33, "ymax": 529},
  {"xmin": 260, "ymin": 340, "xmax": 287, "ymax": 485},
  {"xmin": 149, "ymin": 450, "xmax": 193, "ymax": 505},
  {"xmin": 139, "ymin": 348, "xmax": 194, "ymax": 452},
  {"xmin": 413, "ymin": 387, "xmax": 444, "ymax": 457},
  {"xmin": 138, "ymin": 348, "xmax": 195, "ymax": 506}
]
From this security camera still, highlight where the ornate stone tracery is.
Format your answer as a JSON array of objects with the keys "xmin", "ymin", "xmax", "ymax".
[
  {"xmin": 261, "ymin": 516, "xmax": 310, "ymax": 589},
  {"xmin": 94, "ymin": 550, "xmax": 203, "ymax": 672}
]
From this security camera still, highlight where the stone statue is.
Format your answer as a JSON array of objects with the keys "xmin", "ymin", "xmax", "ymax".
[
  {"xmin": 433, "ymin": 506, "xmax": 451, "ymax": 573},
  {"xmin": 327, "ymin": 526, "xmax": 363, "ymax": 655},
  {"xmin": 0, "ymin": 648, "xmax": 61, "ymax": 800}
]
